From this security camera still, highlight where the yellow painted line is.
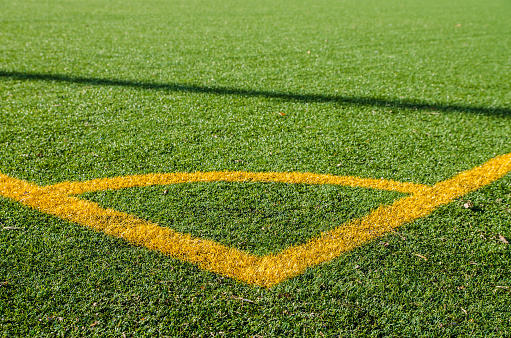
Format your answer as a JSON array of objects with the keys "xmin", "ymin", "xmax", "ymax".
[
  {"xmin": 256, "ymin": 152, "xmax": 511, "ymax": 286},
  {"xmin": 0, "ymin": 152, "xmax": 510, "ymax": 287},
  {"xmin": 43, "ymin": 171, "xmax": 428, "ymax": 195},
  {"xmin": 0, "ymin": 172, "xmax": 261, "ymax": 279}
]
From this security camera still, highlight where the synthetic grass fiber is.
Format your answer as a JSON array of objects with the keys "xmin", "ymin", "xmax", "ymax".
[
  {"xmin": 1, "ymin": 0, "xmax": 511, "ymax": 336},
  {"xmin": 82, "ymin": 182, "xmax": 405, "ymax": 256}
]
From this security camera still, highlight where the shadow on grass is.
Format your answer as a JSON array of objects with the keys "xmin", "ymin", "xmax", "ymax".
[{"xmin": 1, "ymin": 70, "xmax": 509, "ymax": 117}]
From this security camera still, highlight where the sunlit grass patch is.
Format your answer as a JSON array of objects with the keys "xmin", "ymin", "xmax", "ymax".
[
  {"xmin": 81, "ymin": 182, "xmax": 405, "ymax": 255},
  {"xmin": 1, "ymin": 0, "xmax": 510, "ymax": 335}
]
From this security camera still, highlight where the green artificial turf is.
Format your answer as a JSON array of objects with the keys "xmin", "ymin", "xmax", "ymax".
[
  {"xmin": 1, "ymin": 0, "xmax": 510, "ymax": 336},
  {"xmin": 82, "ymin": 182, "xmax": 404, "ymax": 255}
]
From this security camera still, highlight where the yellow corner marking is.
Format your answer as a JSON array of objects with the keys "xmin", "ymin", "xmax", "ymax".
[
  {"xmin": 259, "ymin": 153, "xmax": 511, "ymax": 285},
  {"xmin": 1, "ymin": 153, "xmax": 510, "ymax": 287},
  {"xmin": 44, "ymin": 171, "xmax": 428, "ymax": 195},
  {"xmin": 0, "ymin": 172, "xmax": 261, "ymax": 277}
]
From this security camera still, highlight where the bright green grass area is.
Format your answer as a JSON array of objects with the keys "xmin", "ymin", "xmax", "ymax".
[
  {"xmin": 1, "ymin": 0, "xmax": 511, "ymax": 336},
  {"xmin": 82, "ymin": 182, "xmax": 404, "ymax": 255}
]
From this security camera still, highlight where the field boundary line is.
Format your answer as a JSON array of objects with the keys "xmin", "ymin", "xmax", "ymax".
[
  {"xmin": 44, "ymin": 171, "xmax": 428, "ymax": 195},
  {"xmin": 1, "ymin": 153, "xmax": 510, "ymax": 287}
]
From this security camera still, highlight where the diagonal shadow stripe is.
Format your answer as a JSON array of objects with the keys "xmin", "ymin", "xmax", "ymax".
[{"xmin": 1, "ymin": 70, "xmax": 509, "ymax": 117}]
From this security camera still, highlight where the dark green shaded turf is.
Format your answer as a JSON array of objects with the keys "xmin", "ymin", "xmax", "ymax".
[
  {"xmin": 1, "ymin": 0, "xmax": 510, "ymax": 336},
  {"xmin": 82, "ymin": 182, "xmax": 403, "ymax": 255}
]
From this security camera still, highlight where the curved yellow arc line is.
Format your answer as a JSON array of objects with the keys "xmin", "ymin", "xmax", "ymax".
[
  {"xmin": 1, "ymin": 153, "xmax": 510, "ymax": 287},
  {"xmin": 43, "ymin": 171, "xmax": 429, "ymax": 195}
]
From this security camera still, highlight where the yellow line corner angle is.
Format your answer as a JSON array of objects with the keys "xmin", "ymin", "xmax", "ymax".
[{"xmin": 1, "ymin": 152, "xmax": 510, "ymax": 287}]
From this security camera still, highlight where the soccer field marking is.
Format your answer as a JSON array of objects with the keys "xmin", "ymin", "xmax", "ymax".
[
  {"xmin": 1, "ymin": 153, "xmax": 510, "ymax": 287},
  {"xmin": 43, "ymin": 171, "xmax": 428, "ymax": 195}
]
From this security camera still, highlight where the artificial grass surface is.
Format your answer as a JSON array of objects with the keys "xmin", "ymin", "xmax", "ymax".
[
  {"xmin": 1, "ymin": 0, "xmax": 510, "ymax": 336},
  {"xmin": 82, "ymin": 182, "xmax": 404, "ymax": 255}
]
